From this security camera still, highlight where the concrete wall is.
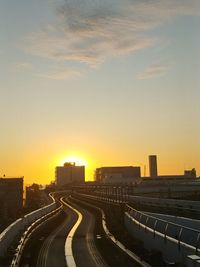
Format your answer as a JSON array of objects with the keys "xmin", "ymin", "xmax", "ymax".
[{"xmin": 0, "ymin": 196, "xmax": 56, "ymax": 257}]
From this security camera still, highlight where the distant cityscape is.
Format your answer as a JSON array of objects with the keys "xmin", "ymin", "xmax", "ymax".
[
  {"xmin": 55, "ymin": 154, "xmax": 198, "ymax": 186},
  {"xmin": 0, "ymin": 154, "xmax": 200, "ymax": 267},
  {"xmin": 0, "ymin": 154, "xmax": 198, "ymax": 232}
]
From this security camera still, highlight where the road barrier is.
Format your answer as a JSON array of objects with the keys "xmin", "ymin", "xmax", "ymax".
[
  {"xmin": 0, "ymin": 193, "xmax": 57, "ymax": 258},
  {"xmin": 10, "ymin": 203, "xmax": 62, "ymax": 267},
  {"xmin": 125, "ymin": 204, "xmax": 200, "ymax": 265}
]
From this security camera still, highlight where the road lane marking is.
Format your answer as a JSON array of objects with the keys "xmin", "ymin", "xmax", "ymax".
[{"xmin": 61, "ymin": 198, "xmax": 83, "ymax": 267}]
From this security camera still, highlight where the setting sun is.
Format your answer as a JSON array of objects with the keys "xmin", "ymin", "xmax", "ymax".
[
  {"xmin": 56, "ymin": 153, "xmax": 95, "ymax": 181},
  {"xmin": 59, "ymin": 155, "xmax": 88, "ymax": 167}
]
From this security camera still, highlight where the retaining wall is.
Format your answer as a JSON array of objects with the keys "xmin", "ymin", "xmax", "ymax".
[{"xmin": 0, "ymin": 194, "xmax": 56, "ymax": 257}]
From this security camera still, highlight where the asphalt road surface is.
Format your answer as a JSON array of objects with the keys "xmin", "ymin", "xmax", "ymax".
[
  {"xmin": 36, "ymin": 205, "xmax": 77, "ymax": 267},
  {"xmin": 70, "ymin": 200, "xmax": 108, "ymax": 267},
  {"xmin": 36, "ymin": 199, "xmax": 108, "ymax": 267}
]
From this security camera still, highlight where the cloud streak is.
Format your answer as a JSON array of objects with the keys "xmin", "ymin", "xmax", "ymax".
[
  {"xmin": 138, "ymin": 64, "xmax": 170, "ymax": 80},
  {"xmin": 25, "ymin": 0, "xmax": 200, "ymax": 76}
]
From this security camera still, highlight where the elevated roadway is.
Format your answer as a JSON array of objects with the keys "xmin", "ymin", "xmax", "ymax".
[
  {"xmin": 36, "ymin": 204, "xmax": 77, "ymax": 267},
  {"xmin": 72, "ymin": 192, "xmax": 200, "ymax": 266},
  {"xmin": 35, "ymin": 198, "xmax": 107, "ymax": 267},
  {"xmin": 67, "ymin": 199, "xmax": 108, "ymax": 267}
]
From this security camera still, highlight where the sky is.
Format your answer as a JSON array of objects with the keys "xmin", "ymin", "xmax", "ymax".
[{"xmin": 0, "ymin": 0, "xmax": 200, "ymax": 184}]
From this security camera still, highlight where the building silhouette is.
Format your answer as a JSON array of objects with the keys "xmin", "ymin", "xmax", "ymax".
[
  {"xmin": 0, "ymin": 177, "xmax": 23, "ymax": 223},
  {"xmin": 95, "ymin": 166, "xmax": 141, "ymax": 183},
  {"xmin": 149, "ymin": 155, "xmax": 158, "ymax": 177},
  {"xmin": 55, "ymin": 162, "xmax": 85, "ymax": 186},
  {"xmin": 184, "ymin": 168, "xmax": 196, "ymax": 178}
]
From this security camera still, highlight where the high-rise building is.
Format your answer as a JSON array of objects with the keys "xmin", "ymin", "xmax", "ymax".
[
  {"xmin": 55, "ymin": 162, "xmax": 85, "ymax": 186},
  {"xmin": 149, "ymin": 155, "xmax": 158, "ymax": 177},
  {"xmin": 0, "ymin": 177, "xmax": 23, "ymax": 221}
]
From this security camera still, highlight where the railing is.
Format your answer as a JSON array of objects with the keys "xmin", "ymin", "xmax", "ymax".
[{"xmin": 126, "ymin": 204, "xmax": 200, "ymax": 253}]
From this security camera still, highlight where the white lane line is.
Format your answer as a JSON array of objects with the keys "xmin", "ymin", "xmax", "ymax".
[{"xmin": 61, "ymin": 198, "xmax": 83, "ymax": 267}]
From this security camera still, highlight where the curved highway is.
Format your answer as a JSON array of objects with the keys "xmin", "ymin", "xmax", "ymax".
[
  {"xmin": 36, "ymin": 198, "xmax": 108, "ymax": 267},
  {"xmin": 36, "ymin": 203, "xmax": 77, "ymax": 267},
  {"xmin": 67, "ymin": 199, "xmax": 108, "ymax": 267}
]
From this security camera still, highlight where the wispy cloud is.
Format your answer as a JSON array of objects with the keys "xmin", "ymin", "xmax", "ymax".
[
  {"xmin": 25, "ymin": 0, "xmax": 200, "ymax": 76},
  {"xmin": 39, "ymin": 67, "xmax": 82, "ymax": 80},
  {"xmin": 138, "ymin": 64, "xmax": 170, "ymax": 80}
]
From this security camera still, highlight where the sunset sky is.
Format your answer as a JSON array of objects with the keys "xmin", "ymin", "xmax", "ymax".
[{"xmin": 0, "ymin": 0, "xmax": 200, "ymax": 184}]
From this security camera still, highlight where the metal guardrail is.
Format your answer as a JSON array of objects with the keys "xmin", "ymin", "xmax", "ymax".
[{"xmin": 126, "ymin": 204, "xmax": 200, "ymax": 253}]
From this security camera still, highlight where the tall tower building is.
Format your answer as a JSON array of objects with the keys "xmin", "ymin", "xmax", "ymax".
[{"xmin": 149, "ymin": 155, "xmax": 158, "ymax": 177}]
